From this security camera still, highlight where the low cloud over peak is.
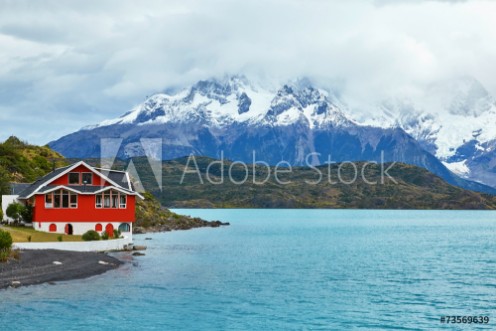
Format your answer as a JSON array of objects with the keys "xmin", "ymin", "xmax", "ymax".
[{"xmin": 0, "ymin": 0, "xmax": 495, "ymax": 144}]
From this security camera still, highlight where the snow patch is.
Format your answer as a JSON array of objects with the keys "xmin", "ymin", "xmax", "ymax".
[{"xmin": 443, "ymin": 160, "xmax": 470, "ymax": 177}]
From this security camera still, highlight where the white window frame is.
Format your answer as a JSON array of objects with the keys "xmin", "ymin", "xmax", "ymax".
[
  {"xmin": 68, "ymin": 172, "xmax": 80, "ymax": 185},
  {"xmin": 120, "ymin": 195, "xmax": 127, "ymax": 209},
  {"xmin": 82, "ymin": 172, "xmax": 93, "ymax": 185},
  {"xmin": 95, "ymin": 190, "xmax": 128, "ymax": 209},
  {"xmin": 45, "ymin": 190, "xmax": 77, "ymax": 209},
  {"xmin": 104, "ymin": 192, "xmax": 111, "ymax": 208},
  {"xmin": 95, "ymin": 195, "xmax": 103, "ymax": 208},
  {"xmin": 45, "ymin": 193, "xmax": 53, "ymax": 208},
  {"xmin": 69, "ymin": 192, "xmax": 78, "ymax": 208}
]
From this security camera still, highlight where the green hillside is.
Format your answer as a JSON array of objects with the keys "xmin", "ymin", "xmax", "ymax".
[
  {"xmin": 0, "ymin": 136, "xmax": 67, "ymax": 195},
  {"xmin": 129, "ymin": 156, "xmax": 496, "ymax": 209}
]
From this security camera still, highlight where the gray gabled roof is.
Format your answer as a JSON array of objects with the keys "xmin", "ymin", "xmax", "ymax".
[
  {"xmin": 14, "ymin": 162, "xmax": 141, "ymax": 199},
  {"xmin": 15, "ymin": 165, "xmax": 73, "ymax": 198},
  {"xmin": 94, "ymin": 168, "xmax": 132, "ymax": 191},
  {"xmin": 9, "ymin": 183, "xmax": 32, "ymax": 195}
]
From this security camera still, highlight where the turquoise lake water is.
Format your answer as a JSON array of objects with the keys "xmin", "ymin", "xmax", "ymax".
[{"xmin": 1, "ymin": 209, "xmax": 496, "ymax": 330}]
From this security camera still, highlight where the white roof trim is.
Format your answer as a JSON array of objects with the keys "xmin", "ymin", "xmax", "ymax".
[
  {"xmin": 42, "ymin": 161, "xmax": 124, "ymax": 189},
  {"xmin": 23, "ymin": 185, "xmax": 139, "ymax": 198},
  {"xmin": 24, "ymin": 161, "xmax": 137, "ymax": 199},
  {"xmin": 36, "ymin": 186, "xmax": 89, "ymax": 195},
  {"xmin": 94, "ymin": 186, "xmax": 135, "ymax": 195}
]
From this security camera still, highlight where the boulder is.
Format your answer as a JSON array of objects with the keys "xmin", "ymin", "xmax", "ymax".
[{"xmin": 133, "ymin": 227, "xmax": 145, "ymax": 234}]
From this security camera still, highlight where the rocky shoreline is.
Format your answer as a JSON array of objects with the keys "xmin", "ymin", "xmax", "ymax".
[
  {"xmin": 0, "ymin": 250, "xmax": 122, "ymax": 290},
  {"xmin": 135, "ymin": 192, "xmax": 230, "ymax": 233},
  {"xmin": 134, "ymin": 219, "xmax": 229, "ymax": 233}
]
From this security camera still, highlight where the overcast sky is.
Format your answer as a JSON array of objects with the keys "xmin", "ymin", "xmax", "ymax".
[{"xmin": 1, "ymin": 0, "xmax": 495, "ymax": 145}]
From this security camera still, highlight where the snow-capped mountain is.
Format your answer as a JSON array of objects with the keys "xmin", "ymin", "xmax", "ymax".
[
  {"xmin": 49, "ymin": 76, "xmax": 495, "ymax": 193},
  {"xmin": 346, "ymin": 76, "xmax": 496, "ymax": 187},
  {"xmin": 88, "ymin": 76, "xmax": 351, "ymax": 131}
]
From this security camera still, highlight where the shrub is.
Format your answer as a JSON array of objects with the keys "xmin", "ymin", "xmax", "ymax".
[
  {"xmin": 0, "ymin": 208, "xmax": 3, "ymax": 222},
  {"xmin": 82, "ymin": 230, "xmax": 100, "ymax": 241},
  {"xmin": 27, "ymin": 235, "xmax": 32, "ymax": 242},
  {"xmin": 21, "ymin": 205, "xmax": 33, "ymax": 223},
  {"xmin": 113, "ymin": 229, "xmax": 121, "ymax": 239},
  {"xmin": 0, "ymin": 249, "xmax": 9, "ymax": 262},
  {"xmin": 0, "ymin": 230, "xmax": 12, "ymax": 263},
  {"xmin": 6, "ymin": 202, "xmax": 26, "ymax": 223},
  {"xmin": 10, "ymin": 249, "xmax": 20, "ymax": 260},
  {"xmin": 101, "ymin": 231, "xmax": 109, "ymax": 240},
  {"xmin": 0, "ymin": 229, "xmax": 13, "ymax": 250},
  {"xmin": 57, "ymin": 235, "xmax": 63, "ymax": 242}
]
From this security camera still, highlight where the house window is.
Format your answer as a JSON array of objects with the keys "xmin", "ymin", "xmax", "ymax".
[
  {"xmin": 45, "ymin": 194, "xmax": 53, "ymax": 208},
  {"xmin": 118, "ymin": 223, "xmax": 130, "ymax": 232},
  {"xmin": 82, "ymin": 173, "xmax": 93, "ymax": 185},
  {"xmin": 70, "ymin": 193, "xmax": 78, "ymax": 208},
  {"xmin": 96, "ymin": 195, "xmax": 102, "ymax": 208},
  {"xmin": 49, "ymin": 224, "xmax": 57, "ymax": 232},
  {"xmin": 112, "ymin": 194, "xmax": 118, "ymax": 208},
  {"xmin": 95, "ymin": 190, "xmax": 128, "ymax": 209},
  {"xmin": 95, "ymin": 223, "xmax": 103, "ymax": 232},
  {"xmin": 62, "ymin": 190, "xmax": 69, "ymax": 208},
  {"xmin": 69, "ymin": 173, "xmax": 80, "ymax": 185},
  {"xmin": 104, "ymin": 192, "xmax": 111, "ymax": 208},
  {"xmin": 46, "ymin": 190, "xmax": 77, "ymax": 209},
  {"xmin": 54, "ymin": 191, "xmax": 61, "ymax": 208},
  {"xmin": 120, "ymin": 195, "xmax": 127, "ymax": 208}
]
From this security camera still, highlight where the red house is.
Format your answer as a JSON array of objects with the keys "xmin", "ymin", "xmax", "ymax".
[{"xmin": 10, "ymin": 161, "xmax": 143, "ymax": 237}]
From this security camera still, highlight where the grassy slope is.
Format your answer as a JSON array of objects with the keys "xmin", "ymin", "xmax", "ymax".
[
  {"xmin": 1, "ymin": 226, "xmax": 82, "ymax": 242},
  {"xmin": 0, "ymin": 136, "xmax": 67, "ymax": 194},
  {"xmin": 130, "ymin": 156, "xmax": 496, "ymax": 209}
]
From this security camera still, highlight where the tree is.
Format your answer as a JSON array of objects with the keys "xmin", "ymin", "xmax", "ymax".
[
  {"xmin": 0, "ymin": 229, "xmax": 12, "ymax": 250},
  {"xmin": 21, "ymin": 205, "xmax": 33, "ymax": 223},
  {"xmin": 0, "ymin": 229, "xmax": 13, "ymax": 262},
  {"xmin": 0, "ymin": 166, "xmax": 10, "ymax": 196},
  {"xmin": 82, "ymin": 230, "xmax": 101, "ymax": 241},
  {"xmin": 6, "ymin": 202, "xmax": 26, "ymax": 224}
]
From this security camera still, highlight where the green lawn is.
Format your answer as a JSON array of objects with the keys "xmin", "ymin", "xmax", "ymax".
[{"xmin": 0, "ymin": 225, "xmax": 83, "ymax": 243}]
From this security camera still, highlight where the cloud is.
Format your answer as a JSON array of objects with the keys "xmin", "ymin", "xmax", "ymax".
[
  {"xmin": 374, "ymin": 0, "xmax": 469, "ymax": 5},
  {"xmin": 0, "ymin": 0, "xmax": 495, "ymax": 144}
]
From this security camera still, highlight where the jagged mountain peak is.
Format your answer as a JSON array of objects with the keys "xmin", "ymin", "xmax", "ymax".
[
  {"xmin": 88, "ymin": 76, "xmax": 352, "ymax": 130},
  {"xmin": 190, "ymin": 75, "xmax": 251, "ymax": 97},
  {"xmin": 265, "ymin": 80, "xmax": 351, "ymax": 128}
]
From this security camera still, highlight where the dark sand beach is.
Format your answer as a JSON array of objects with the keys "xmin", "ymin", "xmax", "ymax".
[{"xmin": 0, "ymin": 250, "xmax": 122, "ymax": 289}]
